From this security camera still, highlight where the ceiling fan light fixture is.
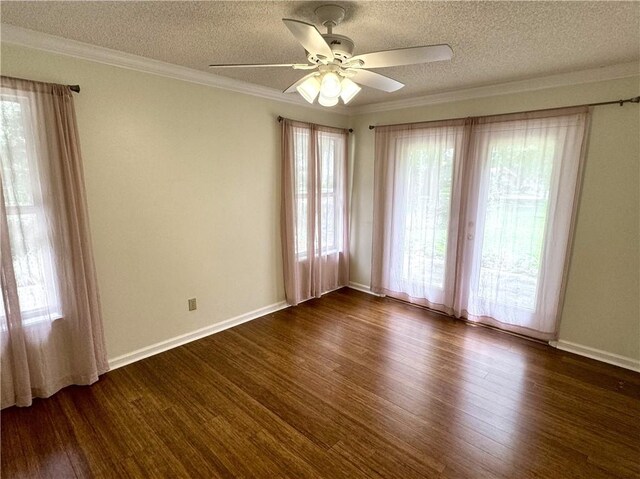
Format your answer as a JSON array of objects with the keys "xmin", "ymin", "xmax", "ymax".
[
  {"xmin": 340, "ymin": 78, "xmax": 362, "ymax": 104},
  {"xmin": 296, "ymin": 76, "xmax": 321, "ymax": 103},
  {"xmin": 320, "ymin": 72, "xmax": 342, "ymax": 99},
  {"xmin": 214, "ymin": 15, "xmax": 453, "ymax": 108},
  {"xmin": 318, "ymin": 93, "xmax": 339, "ymax": 107}
]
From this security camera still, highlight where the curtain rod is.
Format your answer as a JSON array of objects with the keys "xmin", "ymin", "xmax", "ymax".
[
  {"xmin": 368, "ymin": 95, "xmax": 640, "ymax": 130},
  {"xmin": 1, "ymin": 76, "xmax": 80, "ymax": 93},
  {"xmin": 277, "ymin": 115, "xmax": 353, "ymax": 133}
]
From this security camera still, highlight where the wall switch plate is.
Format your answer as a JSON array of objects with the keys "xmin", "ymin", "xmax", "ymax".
[{"xmin": 188, "ymin": 298, "xmax": 197, "ymax": 311}]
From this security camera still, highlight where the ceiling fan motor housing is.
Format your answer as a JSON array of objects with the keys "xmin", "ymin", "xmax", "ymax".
[{"xmin": 307, "ymin": 34, "xmax": 354, "ymax": 64}]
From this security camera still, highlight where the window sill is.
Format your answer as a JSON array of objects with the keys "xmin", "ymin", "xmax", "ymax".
[
  {"xmin": 23, "ymin": 312, "xmax": 63, "ymax": 327},
  {"xmin": 1, "ymin": 311, "xmax": 63, "ymax": 330},
  {"xmin": 296, "ymin": 249, "xmax": 340, "ymax": 261}
]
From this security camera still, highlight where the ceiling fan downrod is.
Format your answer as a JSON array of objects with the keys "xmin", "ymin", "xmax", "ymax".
[{"xmin": 315, "ymin": 4, "xmax": 346, "ymax": 34}]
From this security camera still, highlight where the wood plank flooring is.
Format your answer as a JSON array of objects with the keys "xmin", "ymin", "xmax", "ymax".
[{"xmin": 2, "ymin": 288, "xmax": 639, "ymax": 478}]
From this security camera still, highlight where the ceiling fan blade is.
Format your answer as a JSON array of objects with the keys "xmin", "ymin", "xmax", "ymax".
[
  {"xmin": 283, "ymin": 72, "xmax": 318, "ymax": 93},
  {"xmin": 348, "ymin": 44, "xmax": 453, "ymax": 69},
  {"xmin": 351, "ymin": 69, "xmax": 404, "ymax": 92},
  {"xmin": 208, "ymin": 63, "xmax": 314, "ymax": 69},
  {"xmin": 282, "ymin": 19, "xmax": 334, "ymax": 61}
]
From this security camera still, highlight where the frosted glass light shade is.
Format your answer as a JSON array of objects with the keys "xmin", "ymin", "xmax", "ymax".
[
  {"xmin": 340, "ymin": 78, "xmax": 361, "ymax": 104},
  {"xmin": 320, "ymin": 72, "xmax": 342, "ymax": 99},
  {"xmin": 318, "ymin": 93, "xmax": 339, "ymax": 107},
  {"xmin": 296, "ymin": 76, "xmax": 321, "ymax": 104}
]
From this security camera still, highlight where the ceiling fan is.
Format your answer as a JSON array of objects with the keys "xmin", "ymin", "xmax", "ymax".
[{"xmin": 208, "ymin": 4, "xmax": 453, "ymax": 107}]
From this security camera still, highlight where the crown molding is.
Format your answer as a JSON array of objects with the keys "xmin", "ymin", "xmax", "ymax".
[
  {"xmin": 2, "ymin": 23, "xmax": 637, "ymax": 117},
  {"xmin": 350, "ymin": 62, "xmax": 640, "ymax": 115},
  {"xmin": 0, "ymin": 24, "xmax": 350, "ymax": 115}
]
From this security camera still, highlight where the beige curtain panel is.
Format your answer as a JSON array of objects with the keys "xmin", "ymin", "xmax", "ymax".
[
  {"xmin": 372, "ymin": 118, "xmax": 470, "ymax": 314},
  {"xmin": 281, "ymin": 119, "xmax": 349, "ymax": 305},
  {"xmin": 372, "ymin": 107, "xmax": 591, "ymax": 341},
  {"xmin": 0, "ymin": 76, "xmax": 108, "ymax": 408}
]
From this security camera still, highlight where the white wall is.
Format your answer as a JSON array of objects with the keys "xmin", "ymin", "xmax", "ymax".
[
  {"xmin": 1, "ymin": 43, "xmax": 348, "ymax": 360},
  {"xmin": 349, "ymin": 77, "xmax": 640, "ymax": 362}
]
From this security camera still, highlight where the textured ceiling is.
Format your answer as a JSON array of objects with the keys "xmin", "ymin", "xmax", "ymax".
[{"xmin": 1, "ymin": 1, "xmax": 639, "ymax": 107}]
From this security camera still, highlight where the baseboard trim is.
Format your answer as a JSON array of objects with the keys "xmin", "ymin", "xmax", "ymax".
[
  {"xmin": 350, "ymin": 283, "xmax": 640, "ymax": 372},
  {"xmin": 348, "ymin": 282, "xmax": 385, "ymax": 297},
  {"xmin": 106, "ymin": 292, "xmax": 639, "ymax": 373},
  {"xmin": 551, "ymin": 340, "xmax": 640, "ymax": 372},
  {"xmin": 108, "ymin": 301, "xmax": 289, "ymax": 370}
]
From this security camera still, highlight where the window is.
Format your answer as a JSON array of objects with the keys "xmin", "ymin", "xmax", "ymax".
[
  {"xmin": 373, "ymin": 110, "xmax": 589, "ymax": 340},
  {"xmin": 281, "ymin": 119, "xmax": 349, "ymax": 305},
  {"xmin": 391, "ymin": 134, "xmax": 456, "ymax": 294},
  {"xmin": 475, "ymin": 134, "xmax": 555, "ymax": 311},
  {"xmin": 0, "ymin": 96, "xmax": 61, "ymax": 323},
  {"xmin": 317, "ymin": 131, "xmax": 343, "ymax": 256},
  {"xmin": 293, "ymin": 129, "xmax": 345, "ymax": 259},
  {"xmin": 1, "ymin": 76, "xmax": 107, "ymax": 409},
  {"xmin": 373, "ymin": 122, "xmax": 466, "ymax": 310}
]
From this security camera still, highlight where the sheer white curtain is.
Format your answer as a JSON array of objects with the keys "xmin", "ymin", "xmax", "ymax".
[
  {"xmin": 455, "ymin": 108, "xmax": 591, "ymax": 339},
  {"xmin": 1, "ymin": 76, "xmax": 108, "ymax": 408},
  {"xmin": 281, "ymin": 119, "xmax": 349, "ymax": 306},
  {"xmin": 372, "ymin": 107, "xmax": 591, "ymax": 340},
  {"xmin": 372, "ymin": 120, "xmax": 468, "ymax": 313}
]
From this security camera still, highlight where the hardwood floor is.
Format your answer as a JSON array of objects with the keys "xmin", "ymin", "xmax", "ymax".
[{"xmin": 2, "ymin": 288, "xmax": 639, "ymax": 478}]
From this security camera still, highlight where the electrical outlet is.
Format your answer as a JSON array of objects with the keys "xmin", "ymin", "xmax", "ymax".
[{"xmin": 188, "ymin": 298, "xmax": 197, "ymax": 311}]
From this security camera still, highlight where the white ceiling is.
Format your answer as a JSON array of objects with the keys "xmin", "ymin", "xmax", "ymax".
[{"xmin": 1, "ymin": 1, "xmax": 639, "ymax": 107}]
